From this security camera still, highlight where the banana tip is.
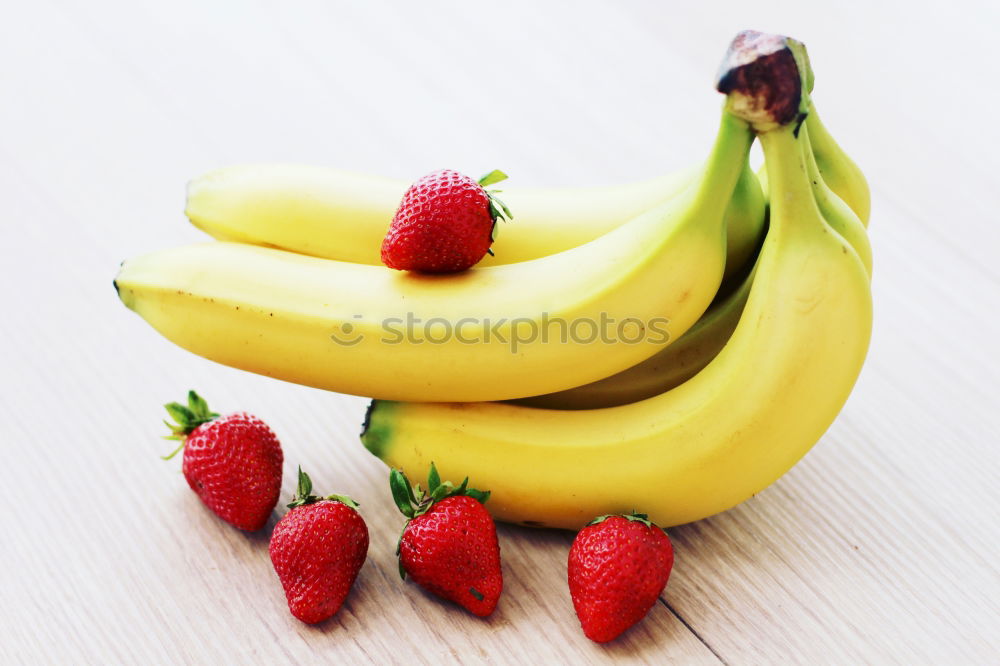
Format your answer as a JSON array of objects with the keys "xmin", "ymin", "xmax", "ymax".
[
  {"xmin": 360, "ymin": 400, "xmax": 393, "ymax": 459},
  {"xmin": 113, "ymin": 262, "xmax": 136, "ymax": 310}
]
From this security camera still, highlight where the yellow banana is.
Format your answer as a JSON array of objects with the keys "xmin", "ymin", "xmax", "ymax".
[
  {"xmin": 185, "ymin": 151, "xmax": 764, "ymax": 282},
  {"xmin": 515, "ymin": 118, "xmax": 872, "ymax": 411},
  {"xmin": 803, "ymin": 124, "xmax": 873, "ymax": 276},
  {"xmin": 361, "ymin": 33, "xmax": 873, "ymax": 529},
  {"xmin": 806, "ymin": 110, "xmax": 871, "ymax": 226},
  {"xmin": 116, "ymin": 108, "xmax": 754, "ymax": 402}
]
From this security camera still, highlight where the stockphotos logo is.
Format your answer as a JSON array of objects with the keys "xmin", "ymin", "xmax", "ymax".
[{"xmin": 330, "ymin": 313, "xmax": 671, "ymax": 353}]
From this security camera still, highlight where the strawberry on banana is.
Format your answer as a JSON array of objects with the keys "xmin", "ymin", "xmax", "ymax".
[{"xmin": 381, "ymin": 169, "xmax": 512, "ymax": 272}]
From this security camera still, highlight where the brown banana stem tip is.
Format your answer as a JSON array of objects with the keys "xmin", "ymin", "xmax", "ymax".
[{"xmin": 716, "ymin": 30, "xmax": 811, "ymax": 132}]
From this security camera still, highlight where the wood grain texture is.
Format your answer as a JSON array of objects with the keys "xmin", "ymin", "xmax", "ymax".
[{"xmin": 1, "ymin": 0, "xmax": 998, "ymax": 663}]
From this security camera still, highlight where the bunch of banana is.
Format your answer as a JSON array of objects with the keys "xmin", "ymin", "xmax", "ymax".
[
  {"xmin": 115, "ymin": 30, "xmax": 872, "ymax": 528},
  {"xmin": 360, "ymin": 32, "xmax": 873, "ymax": 528}
]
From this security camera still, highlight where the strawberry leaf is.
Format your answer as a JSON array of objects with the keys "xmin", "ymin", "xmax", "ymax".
[
  {"xmin": 287, "ymin": 466, "xmax": 316, "ymax": 508},
  {"xmin": 390, "ymin": 468, "xmax": 416, "ymax": 518},
  {"xmin": 465, "ymin": 488, "xmax": 491, "ymax": 504},
  {"xmin": 587, "ymin": 514, "xmax": 614, "ymax": 526},
  {"xmin": 288, "ymin": 466, "xmax": 357, "ymax": 509},
  {"xmin": 430, "ymin": 483, "xmax": 451, "ymax": 502},
  {"xmin": 395, "ymin": 524, "xmax": 408, "ymax": 580},
  {"xmin": 393, "ymin": 465, "xmax": 491, "ymax": 522},
  {"xmin": 163, "ymin": 390, "xmax": 218, "ymax": 440},
  {"xmin": 490, "ymin": 195, "xmax": 513, "ymax": 222},
  {"xmin": 187, "ymin": 390, "xmax": 203, "ymax": 412},
  {"xmin": 164, "ymin": 402, "xmax": 195, "ymax": 427},
  {"xmin": 326, "ymin": 493, "xmax": 360, "ymax": 509},
  {"xmin": 427, "ymin": 463, "xmax": 441, "ymax": 493},
  {"xmin": 296, "ymin": 466, "xmax": 313, "ymax": 499},
  {"xmin": 478, "ymin": 169, "xmax": 508, "ymax": 187},
  {"xmin": 587, "ymin": 511, "xmax": 655, "ymax": 528},
  {"xmin": 621, "ymin": 511, "xmax": 654, "ymax": 528},
  {"xmin": 160, "ymin": 439, "xmax": 186, "ymax": 461}
]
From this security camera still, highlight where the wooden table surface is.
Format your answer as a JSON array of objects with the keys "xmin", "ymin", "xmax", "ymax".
[{"xmin": 3, "ymin": 1, "xmax": 998, "ymax": 663}]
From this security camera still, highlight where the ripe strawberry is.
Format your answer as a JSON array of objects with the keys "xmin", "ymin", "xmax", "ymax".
[
  {"xmin": 162, "ymin": 390, "xmax": 282, "ymax": 531},
  {"xmin": 390, "ymin": 464, "xmax": 502, "ymax": 616},
  {"xmin": 381, "ymin": 169, "xmax": 513, "ymax": 273},
  {"xmin": 568, "ymin": 513, "xmax": 674, "ymax": 643},
  {"xmin": 269, "ymin": 467, "xmax": 369, "ymax": 624}
]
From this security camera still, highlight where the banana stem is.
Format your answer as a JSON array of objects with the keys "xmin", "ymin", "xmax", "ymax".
[
  {"xmin": 758, "ymin": 126, "xmax": 824, "ymax": 239},
  {"xmin": 716, "ymin": 30, "xmax": 811, "ymax": 133},
  {"xmin": 686, "ymin": 112, "xmax": 755, "ymax": 228}
]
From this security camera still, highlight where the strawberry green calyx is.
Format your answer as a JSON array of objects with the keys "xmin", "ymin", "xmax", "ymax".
[
  {"xmin": 287, "ymin": 466, "xmax": 359, "ymax": 510},
  {"xmin": 389, "ymin": 462, "xmax": 490, "ymax": 520},
  {"xmin": 161, "ymin": 390, "xmax": 219, "ymax": 459},
  {"xmin": 478, "ymin": 169, "xmax": 513, "ymax": 252},
  {"xmin": 587, "ymin": 511, "xmax": 656, "ymax": 529}
]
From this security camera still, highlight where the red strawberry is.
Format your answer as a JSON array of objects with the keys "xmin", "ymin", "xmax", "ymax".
[
  {"xmin": 269, "ymin": 467, "xmax": 369, "ymax": 624},
  {"xmin": 568, "ymin": 513, "xmax": 674, "ymax": 643},
  {"xmin": 162, "ymin": 390, "xmax": 282, "ymax": 531},
  {"xmin": 390, "ymin": 464, "xmax": 502, "ymax": 616},
  {"xmin": 381, "ymin": 169, "xmax": 512, "ymax": 273}
]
